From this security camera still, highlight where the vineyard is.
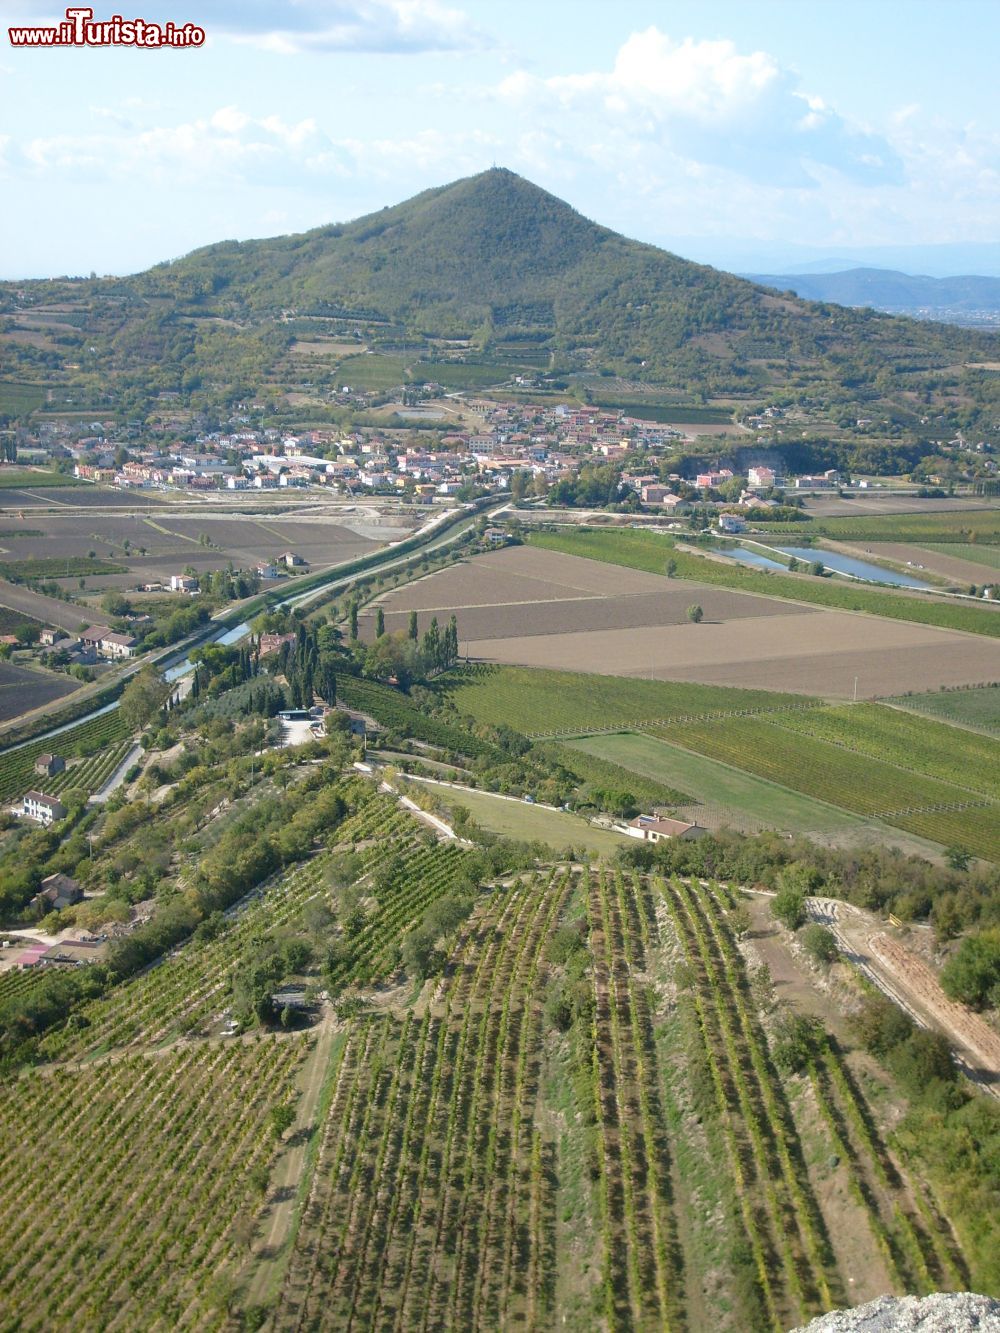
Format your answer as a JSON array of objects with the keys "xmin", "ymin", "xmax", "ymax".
[
  {"xmin": 440, "ymin": 663, "xmax": 810, "ymax": 736},
  {"xmin": 645, "ymin": 709, "xmax": 1000, "ymax": 862},
  {"xmin": 39, "ymin": 783, "xmax": 471, "ymax": 1063},
  {"xmin": 337, "ymin": 675, "xmax": 499, "ymax": 759},
  {"xmin": 0, "ymin": 737, "xmax": 989, "ymax": 1330},
  {"xmin": 888, "ymin": 685, "xmax": 1000, "ymax": 734},
  {"xmin": 0, "ymin": 709, "xmax": 131, "ymax": 804},
  {"xmin": 254, "ymin": 870, "xmax": 976, "ymax": 1330},
  {"xmin": 0, "ymin": 1038, "xmax": 306, "ymax": 1331}
]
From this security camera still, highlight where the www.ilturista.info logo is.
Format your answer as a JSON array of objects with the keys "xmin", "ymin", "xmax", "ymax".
[{"xmin": 9, "ymin": 6, "xmax": 205, "ymax": 47}]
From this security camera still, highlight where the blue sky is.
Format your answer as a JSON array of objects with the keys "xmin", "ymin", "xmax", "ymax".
[{"xmin": 2, "ymin": 0, "xmax": 999, "ymax": 278}]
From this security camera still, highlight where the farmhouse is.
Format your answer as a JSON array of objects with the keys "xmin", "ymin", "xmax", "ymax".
[
  {"xmin": 625, "ymin": 814, "xmax": 706, "ymax": 843},
  {"xmin": 101, "ymin": 632, "xmax": 138, "ymax": 660},
  {"xmin": 280, "ymin": 551, "xmax": 306, "ymax": 567},
  {"xmin": 32, "ymin": 872, "xmax": 84, "ymax": 914},
  {"xmin": 718, "ymin": 513, "xmax": 747, "ymax": 534},
  {"xmin": 169, "ymin": 574, "xmax": 199, "ymax": 593},
  {"xmin": 258, "ymin": 631, "xmax": 297, "ymax": 657},
  {"xmin": 34, "ymin": 753, "xmax": 65, "ymax": 779},
  {"xmin": 38, "ymin": 628, "xmax": 64, "ymax": 647},
  {"xmin": 81, "ymin": 625, "xmax": 113, "ymax": 650},
  {"xmin": 21, "ymin": 791, "xmax": 67, "ymax": 825}
]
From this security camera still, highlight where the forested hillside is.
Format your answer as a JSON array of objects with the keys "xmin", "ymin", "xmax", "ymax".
[{"xmin": 1, "ymin": 169, "xmax": 998, "ymax": 429}]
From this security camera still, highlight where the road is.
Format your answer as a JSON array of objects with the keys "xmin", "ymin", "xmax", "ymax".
[
  {"xmin": 805, "ymin": 896, "xmax": 1000, "ymax": 1101},
  {"xmin": 242, "ymin": 1011, "xmax": 341, "ymax": 1308},
  {"xmin": 89, "ymin": 743, "xmax": 144, "ymax": 803},
  {"xmin": 0, "ymin": 499, "xmax": 497, "ymax": 750}
]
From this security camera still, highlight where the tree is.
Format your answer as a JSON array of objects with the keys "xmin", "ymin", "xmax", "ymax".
[
  {"xmin": 375, "ymin": 607, "xmax": 385, "ymax": 637},
  {"xmin": 772, "ymin": 881, "xmax": 807, "ymax": 931},
  {"xmin": 666, "ymin": 559, "xmax": 678, "ymax": 578},
  {"xmin": 270, "ymin": 1103, "xmax": 295, "ymax": 1140},
  {"xmin": 119, "ymin": 669, "xmax": 170, "ymax": 732},
  {"xmin": 946, "ymin": 845, "xmax": 972, "ymax": 872},
  {"xmin": 941, "ymin": 930, "xmax": 1000, "ymax": 1009},
  {"xmin": 686, "ymin": 604, "xmax": 704, "ymax": 624},
  {"xmin": 408, "ymin": 610, "xmax": 418, "ymax": 641},
  {"xmin": 771, "ymin": 1011, "xmax": 818, "ymax": 1073},
  {"xmin": 349, "ymin": 601, "xmax": 359, "ymax": 640},
  {"xmin": 801, "ymin": 923, "xmax": 839, "ymax": 964}
]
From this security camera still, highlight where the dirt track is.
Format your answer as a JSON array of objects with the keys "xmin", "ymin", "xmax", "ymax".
[{"xmin": 807, "ymin": 898, "xmax": 1000, "ymax": 1099}]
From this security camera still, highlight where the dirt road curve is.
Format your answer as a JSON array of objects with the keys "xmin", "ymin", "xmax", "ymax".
[
  {"xmin": 867, "ymin": 932, "xmax": 1000, "ymax": 1075},
  {"xmin": 807, "ymin": 897, "xmax": 1000, "ymax": 1100}
]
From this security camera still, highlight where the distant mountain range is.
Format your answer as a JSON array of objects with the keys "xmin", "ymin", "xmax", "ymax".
[{"xmin": 743, "ymin": 268, "xmax": 1000, "ymax": 327}]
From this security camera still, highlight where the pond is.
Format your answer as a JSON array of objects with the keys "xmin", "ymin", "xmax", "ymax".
[
  {"xmin": 774, "ymin": 546, "xmax": 933, "ymax": 589},
  {"xmin": 715, "ymin": 546, "xmax": 788, "ymax": 572}
]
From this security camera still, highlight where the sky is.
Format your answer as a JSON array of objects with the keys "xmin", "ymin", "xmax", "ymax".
[{"xmin": 2, "ymin": 0, "xmax": 1000, "ymax": 279}]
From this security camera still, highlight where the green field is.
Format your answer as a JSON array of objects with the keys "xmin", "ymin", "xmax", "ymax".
[
  {"xmin": 453, "ymin": 670, "xmax": 1000, "ymax": 861},
  {"xmin": 887, "ymin": 686, "xmax": 1000, "ymax": 733},
  {"xmin": 764, "ymin": 509, "xmax": 1000, "ymax": 544},
  {"xmin": 416, "ymin": 359, "xmax": 519, "ymax": 388},
  {"xmin": 440, "ymin": 663, "xmax": 811, "ymax": 735},
  {"xmin": 411, "ymin": 779, "xmax": 632, "ymax": 854},
  {"xmin": 563, "ymin": 732, "xmax": 936, "ymax": 846},
  {"xmin": 542, "ymin": 739, "xmax": 692, "ymax": 808},
  {"xmin": 917, "ymin": 543, "xmax": 1000, "ymax": 571},
  {"xmin": 432, "ymin": 778, "xmax": 634, "ymax": 853},
  {"xmin": 334, "ymin": 352, "xmax": 411, "ymax": 390},
  {"xmin": 527, "ymin": 528, "xmax": 1000, "ymax": 638},
  {"xmin": 0, "ymin": 556, "xmax": 125, "ymax": 579},
  {"xmin": 641, "ymin": 713, "xmax": 999, "ymax": 862},
  {"xmin": 567, "ymin": 731, "xmax": 849, "ymax": 831},
  {"xmin": 0, "ymin": 468, "xmax": 81, "ymax": 489},
  {"xmin": 0, "ymin": 383, "xmax": 46, "ymax": 416}
]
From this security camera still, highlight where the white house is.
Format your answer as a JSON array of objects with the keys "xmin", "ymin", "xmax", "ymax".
[
  {"xmin": 21, "ymin": 791, "xmax": 67, "ymax": 825},
  {"xmin": 625, "ymin": 814, "xmax": 705, "ymax": 843},
  {"xmin": 100, "ymin": 632, "xmax": 138, "ymax": 659}
]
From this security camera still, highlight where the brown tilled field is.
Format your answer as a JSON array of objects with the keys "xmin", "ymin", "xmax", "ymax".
[
  {"xmin": 369, "ymin": 586, "xmax": 810, "ymax": 644},
  {"xmin": 0, "ymin": 661, "xmax": 75, "ymax": 721},
  {"xmin": 849, "ymin": 540, "xmax": 996, "ymax": 585},
  {"xmin": 465, "ymin": 616, "xmax": 1000, "ymax": 697},
  {"xmin": 366, "ymin": 546, "xmax": 1000, "ymax": 698},
  {"xmin": 0, "ymin": 508, "xmax": 396, "ymax": 597}
]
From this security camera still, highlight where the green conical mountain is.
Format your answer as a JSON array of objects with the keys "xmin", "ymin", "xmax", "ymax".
[
  {"xmin": 1, "ymin": 168, "xmax": 997, "ymax": 428},
  {"xmin": 134, "ymin": 167, "xmax": 998, "ymax": 386}
]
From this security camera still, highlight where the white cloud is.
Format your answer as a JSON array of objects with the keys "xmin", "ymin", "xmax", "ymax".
[{"xmin": 496, "ymin": 27, "xmax": 902, "ymax": 189}]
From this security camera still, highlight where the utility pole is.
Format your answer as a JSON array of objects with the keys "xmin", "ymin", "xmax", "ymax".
[{"xmin": 853, "ymin": 676, "xmax": 859, "ymax": 702}]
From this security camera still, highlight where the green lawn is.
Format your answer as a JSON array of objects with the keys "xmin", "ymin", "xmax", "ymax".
[
  {"xmin": 526, "ymin": 527, "xmax": 1000, "ymax": 638},
  {"xmin": 417, "ymin": 781, "xmax": 631, "ymax": 856}
]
